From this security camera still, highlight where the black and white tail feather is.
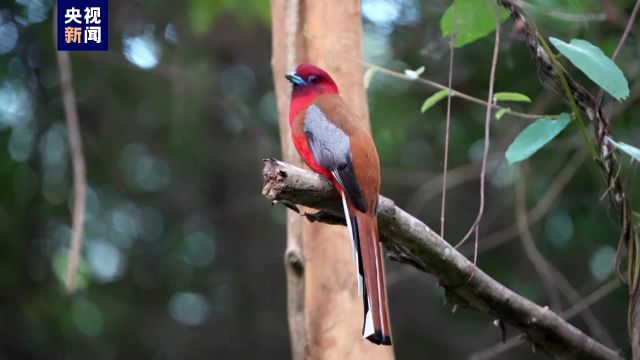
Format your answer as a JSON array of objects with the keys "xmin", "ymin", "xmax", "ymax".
[{"xmin": 341, "ymin": 192, "xmax": 391, "ymax": 345}]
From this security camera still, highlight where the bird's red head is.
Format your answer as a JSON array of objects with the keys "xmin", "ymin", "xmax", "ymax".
[
  {"xmin": 286, "ymin": 64, "xmax": 339, "ymax": 96},
  {"xmin": 286, "ymin": 64, "xmax": 339, "ymax": 123}
]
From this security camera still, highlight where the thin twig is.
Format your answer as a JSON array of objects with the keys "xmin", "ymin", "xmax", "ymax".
[
  {"xmin": 406, "ymin": 160, "xmax": 482, "ymax": 213},
  {"xmin": 363, "ymin": 63, "xmax": 544, "ymax": 120},
  {"xmin": 468, "ymin": 335, "xmax": 525, "ymax": 360},
  {"xmin": 456, "ymin": 150, "xmax": 612, "ymax": 343},
  {"xmin": 595, "ymin": 0, "xmax": 640, "ymax": 108},
  {"xmin": 515, "ymin": 167, "xmax": 563, "ymax": 311},
  {"xmin": 548, "ymin": 267, "xmax": 618, "ymax": 347},
  {"xmin": 469, "ymin": 276, "xmax": 622, "ymax": 360},
  {"xmin": 440, "ymin": 44, "xmax": 454, "ymax": 238},
  {"xmin": 55, "ymin": 32, "xmax": 87, "ymax": 293},
  {"xmin": 469, "ymin": 149, "xmax": 587, "ymax": 254},
  {"xmin": 407, "ymin": 91, "xmax": 560, "ymax": 215},
  {"xmin": 609, "ymin": 0, "xmax": 640, "ymax": 60},
  {"xmin": 562, "ymin": 277, "xmax": 623, "ymax": 319},
  {"xmin": 455, "ymin": 18, "xmax": 501, "ymax": 250},
  {"xmin": 512, "ymin": 166, "xmax": 614, "ymax": 346}
]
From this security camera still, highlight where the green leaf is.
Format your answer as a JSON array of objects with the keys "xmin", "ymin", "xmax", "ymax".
[
  {"xmin": 493, "ymin": 92, "xmax": 532, "ymax": 103},
  {"xmin": 607, "ymin": 137, "xmax": 640, "ymax": 162},
  {"xmin": 404, "ymin": 66, "xmax": 425, "ymax": 80},
  {"xmin": 421, "ymin": 89, "xmax": 449, "ymax": 113},
  {"xmin": 548, "ymin": 37, "xmax": 629, "ymax": 101},
  {"xmin": 505, "ymin": 113, "xmax": 572, "ymax": 164},
  {"xmin": 440, "ymin": 0, "xmax": 509, "ymax": 48},
  {"xmin": 495, "ymin": 108, "xmax": 511, "ymax": 120},
  {"xmin": 364, "ymin": 68, "xmax": 377, "ymax": 89}
]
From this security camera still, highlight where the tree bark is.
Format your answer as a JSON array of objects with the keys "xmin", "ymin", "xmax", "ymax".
[
  {"xmin": 270, "ymin": 0, "xmax": 394, "ymax": 359},
  {"xmin": 270, "ymin": 1, "xmax": 306, "ymax": 359}
]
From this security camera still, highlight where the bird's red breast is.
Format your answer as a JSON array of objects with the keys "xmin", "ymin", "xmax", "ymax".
[{"xmin": 287, "ymin": 65, "xmax": 339, "ymax": 180}]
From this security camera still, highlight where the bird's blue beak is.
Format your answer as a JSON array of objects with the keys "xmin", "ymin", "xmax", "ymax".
[{"xmin": 285, "ymin": 72, "xmax": 305, "ymax": 86}]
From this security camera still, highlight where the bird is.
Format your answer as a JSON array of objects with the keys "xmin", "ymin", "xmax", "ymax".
[{"xmin": 285, "ymin": 63, "xmax": 392, "ymax": 346}]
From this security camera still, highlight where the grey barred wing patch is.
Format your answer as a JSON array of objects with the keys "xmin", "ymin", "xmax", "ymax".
[{"xmin": 304, "ymin": 105, "xmax": 367, "ymax": 213}]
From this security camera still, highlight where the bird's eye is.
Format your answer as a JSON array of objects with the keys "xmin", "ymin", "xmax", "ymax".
[{"xmin": 308, "ymin": 75, "xmax": 320, "ymax": 84}]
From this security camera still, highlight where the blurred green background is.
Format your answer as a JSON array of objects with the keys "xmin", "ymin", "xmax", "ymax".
[{"xmin": 0, "ymin": 0, "xmax": 638, "ymax": 358}]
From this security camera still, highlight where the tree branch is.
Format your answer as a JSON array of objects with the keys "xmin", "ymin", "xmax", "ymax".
[
  {"xmin": 55, "ymin": 29, "xmax": 87, "ymax": 293},
  {"xmin": 262, "ymin": 159, "xmax": 623, "ymax": 360},
  {"xmin": 470, "ymin": 277, "xmax": 622, "ymax": 359}
]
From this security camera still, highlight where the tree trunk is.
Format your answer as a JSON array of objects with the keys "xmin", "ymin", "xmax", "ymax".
[{"xmin": 270, "ymin": 0, "xmax": 395, "ymax": 359}]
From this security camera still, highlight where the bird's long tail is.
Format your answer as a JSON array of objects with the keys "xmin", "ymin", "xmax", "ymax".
[{"xmin": 341, "ymin": 192, "xmax": 392, "ymax": 346}]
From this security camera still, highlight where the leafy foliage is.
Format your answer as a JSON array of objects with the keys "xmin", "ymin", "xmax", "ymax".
[
  {"xmin": 440, "ymin": 0, "xmax": 508, "ymax": 47},
  {"xmin": 420, "ymin": 89, "xmax": 449, "ymax": 113},
  {"xmin": 608, "ymin": 137, "xmax": 640, "ymax": 162},
  {"xmin": 549, "ymin": 37, "xmax": 630, "ymax": 101},
  {"xmin": 505, "ymin": 113, "xmax": 572, "ymax": 163},
  {"xmin": 495, "ymin": 107, "xmax": 510, "ymax": 120},
  {"xmin": 493, "ymin": 92, "xmax": 532, "ymax": 103}
]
